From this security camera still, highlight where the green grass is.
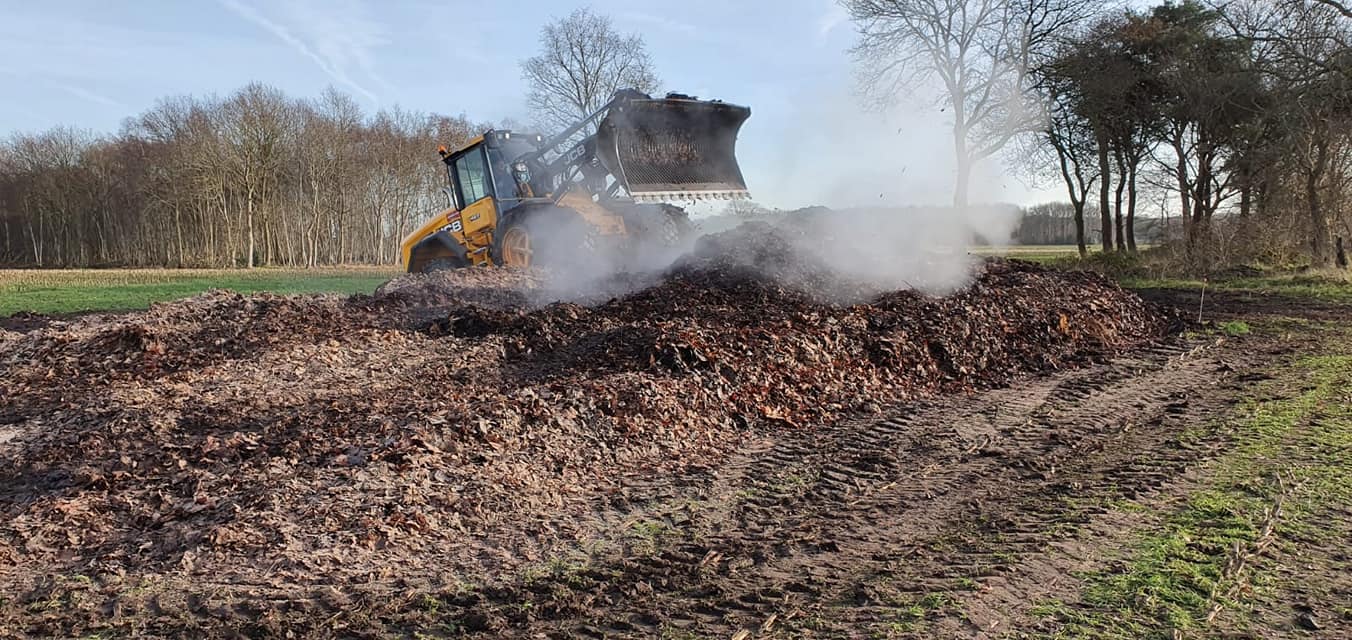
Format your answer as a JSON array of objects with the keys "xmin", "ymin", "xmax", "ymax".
[
  {"xmin": 1044, "ymin": 346, "xmax": 1352, "ymax": 638},
  {"xmin": 1120, "ymin": 271, "xmax": 1352, "ymax": 304},
  {"xmin": 970, "ymin": 245, "xmax": 1103, "ymax": 265},
  {"xmin": 0, "ymin": 267, "xmax": 398, "ymax": 316},
  {"xmin": 870, "ymin": 591, "xmax": 955, "ymax": 638}
]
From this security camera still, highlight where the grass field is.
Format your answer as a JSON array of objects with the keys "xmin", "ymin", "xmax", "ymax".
[
  {"xmin": 1121, "ymin": 272, "xmax": 1352, "ymax": 303},
  {"xmin": 0, "ymin": 266, "xmax": 399, "ymax": 316},
  {"xmin": 970, "ymin": 244, "xmax": 1102, "ymax": 264},
  {"xmin": 987, "ymin": 247, "xmax": 1352, "ymax": 303},
  {"xmin": 5, "ymin": 252, "xmax": 1348, "ymax": 318}
]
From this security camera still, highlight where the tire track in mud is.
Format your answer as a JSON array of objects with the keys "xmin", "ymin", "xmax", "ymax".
[{"xmin": 493, "ymin": 337, "xmax": 1277, "ymax": 638}]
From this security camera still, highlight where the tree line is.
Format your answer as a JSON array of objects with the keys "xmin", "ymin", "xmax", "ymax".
[
  {"xmin": 0, "ymin": 7, "xmax": 658, "ymax": 269},
  {"xmin": 845, "ymin": 0, "xmax": 1352, "ymax": 267},
  {"xmin": 0, "ymin": 85, "xmax": 481, "ymax": 268},
  {"xmin": 5, "ymin": 3, "xmax": 1350, "ymax": 269}
]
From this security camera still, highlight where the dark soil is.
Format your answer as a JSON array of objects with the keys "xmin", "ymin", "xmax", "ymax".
[{"xmin": 1135, "ymin": 286, "xmax": 1352, "ymax": 321}]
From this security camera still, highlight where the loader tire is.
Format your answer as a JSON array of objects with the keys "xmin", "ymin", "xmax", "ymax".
[
  {"xmin": 623, "ymin": 204, "xmax": 691, "ymax": 245},
  {"xmin": 624, "ymin": 204, "xmax": 696, "ymax": 267},
  {"xmin": 493, "ymin": 210, "xmax": 594, "ymax": 269}
]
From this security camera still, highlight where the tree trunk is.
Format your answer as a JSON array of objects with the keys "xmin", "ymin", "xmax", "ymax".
[
  {"xmin": 173, "ymin": 202, "xmax": 186, "ymax": 268},
  {"xmin": 1126, "ymin": 158, "xmax": 1139, "ymax": 254},
  {"xmin": 1254, "ymin": 179, "xmax": 1267, "ymax": 220},
  {"xmin": 1113, "ymin": 145, "xmax": 1126, "ymax": 253},
  {"xmin": 1096, "ymin": 126, "xmax": 1113, "ymax": 252},
  {"xmin": 27, "ymin": 220, "xmax": 41, "ymax": 267},
  {"xmin": 1194, "ymin": 142, "xmax": 1214, "ymax": 230},
  {"xmin": 246, "ymin": 190, "xmax": 256, "ymax": 269},
  {"xmin": 1171, "ymin": 127, "xmax": 1194, "ymax": 250},
  {"xmin": 953, "ymin": 118, "xmax": 971, "ymax": 210},
  {"xmin": 1308, "ymin": 140, "xmax": 1331, "ymax": 267},
  {"xmin": 1050, "ymin": 131, "xmax": 1088, "ymax": 258},
  {"xmin": 1073, "ymin": 202, "xmax": 1087, "ymax": 258},
  {"xmin": 954, "ymin": 153, "xmax": 971, "ymax": 211},
  {"xmin": 311, "ymin": 176, "xmax": 322, "ymax": 267}
]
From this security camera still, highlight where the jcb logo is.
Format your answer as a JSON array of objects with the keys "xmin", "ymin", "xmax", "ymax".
[{"xmin": 443, "ymin": 220, "xmax": 463, "ymax": 233}]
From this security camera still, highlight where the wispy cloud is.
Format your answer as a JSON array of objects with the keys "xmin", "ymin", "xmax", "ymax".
[
  {"xmin": 52, "ymin": 82, "xmax": 126, "ymax": 109},
  {"xmin": 817, "ymin": 5, "xmax": 849, "ymax": 41},
  {"xmin": 619, "ymin": 11, "xmax": 699, "ymax": 36},
  {"xmin": 217, "ymin": 0, "xmax": 387, "ymax": 104}
]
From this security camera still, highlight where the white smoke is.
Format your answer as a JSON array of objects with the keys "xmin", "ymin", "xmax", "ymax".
[
  {"xmin": 523, "ymin": 81, "xmax": 1030, "ymax": 303},
  {"xmin": 700, "ymin": 80, "xmax": 1031, "ymax": 298},
  {"xmin": 781, "ymin": 204, "xmax": 1020, "ymax": 296}
]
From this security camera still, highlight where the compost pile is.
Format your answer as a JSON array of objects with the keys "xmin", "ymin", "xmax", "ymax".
[{"xmin": 0, "ymin": 223, "xmax": 1180, "ymax": 632}]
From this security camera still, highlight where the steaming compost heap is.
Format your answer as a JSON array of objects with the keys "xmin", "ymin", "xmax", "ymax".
[{"xmin": 0, "ymin": 223, "xmax": 1182, "ymax": 635}]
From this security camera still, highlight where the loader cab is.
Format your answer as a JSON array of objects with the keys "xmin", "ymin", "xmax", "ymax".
[
  {"xmin": 440, "ymin": 137, "xmax": 494, "ymax": 210},
  {"xmin": 441, "ymin": 130, "xmax": 545, "ymax": 217},
  {"xmin": 407, "ymin": 130, "xmax": 551, "ymax": 270}
]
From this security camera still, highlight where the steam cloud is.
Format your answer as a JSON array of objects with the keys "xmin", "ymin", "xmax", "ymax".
[
  {"xmin": 525, "ymin": 89, "xmax": 1026, "ymax": 304},
  {"xmin": 762, "ymin": 205, "xmax": 1020, "ymax": 297},
  {"xmin": 522, "ymin": 201, "xmax": 1019, "ymax": 307}
]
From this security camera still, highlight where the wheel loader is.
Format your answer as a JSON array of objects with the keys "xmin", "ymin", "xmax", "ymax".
[{"xmin": 399, "ymin": 89, "xmax": 751, "ymax": 272}]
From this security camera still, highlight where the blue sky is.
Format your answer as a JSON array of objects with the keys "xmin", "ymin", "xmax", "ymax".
[{"xmin": 1, "ymin": 0, "xmax": 1062, "ymax": 209}]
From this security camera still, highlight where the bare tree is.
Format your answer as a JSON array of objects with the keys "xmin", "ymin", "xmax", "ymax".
[
  {"xmin": 841, "ymin": 0, "xmax": 1093, "ymax": 208},
  {"xmin": 1017, "ymin": 201, "xmax": 1085, "ymax": 244},
  {"xmin": 1313, "ymin": 0, "xmax": 1352, "ymax": 19},
  {"xmin": 1045, "ymin": 97, "xmax": 1100, "ymax": 255},
  {"xmin": 521, "ymin": 9, "xmax": 660, "ymax": 134},
  {"xmin": 0, "ymin": 82, "xmax": 484, "ymax": 269},
  {"xmin": 219, "ymin": 84, "xmax": 293, "ymax": 267}
]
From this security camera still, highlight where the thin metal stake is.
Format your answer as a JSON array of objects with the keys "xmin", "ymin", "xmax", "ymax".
[{"xmin": 1198, "ymin": 277, "xmax": 1208, "ymax": 324}]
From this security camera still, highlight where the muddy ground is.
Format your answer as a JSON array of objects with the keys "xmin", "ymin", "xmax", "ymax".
[
  {"xmin": 1, "ymin": 229, "xmax": 1349, "ymax": 639},
  {"xmin": 1135, "ymin": 285, "xmax": 1352, "ymax": 322}
]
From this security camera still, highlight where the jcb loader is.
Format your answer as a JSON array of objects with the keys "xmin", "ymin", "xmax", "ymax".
[{"xmin": 399, "ymin": 89, "xmax": 751, "ymax": 272}]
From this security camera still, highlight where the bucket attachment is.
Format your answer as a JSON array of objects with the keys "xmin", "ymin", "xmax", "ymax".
[{"xmin": 597, "ymin": 95, "xmax": 751, "ymax": 202}]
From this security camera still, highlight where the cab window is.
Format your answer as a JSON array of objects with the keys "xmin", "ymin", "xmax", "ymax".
[
  {"xmin": 487, "ymin": 148, "xmax": 518, "ymax": 201},
  {"xmin": 454, "ymin": 147, "xmax": 492, "ymax": 205}
]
